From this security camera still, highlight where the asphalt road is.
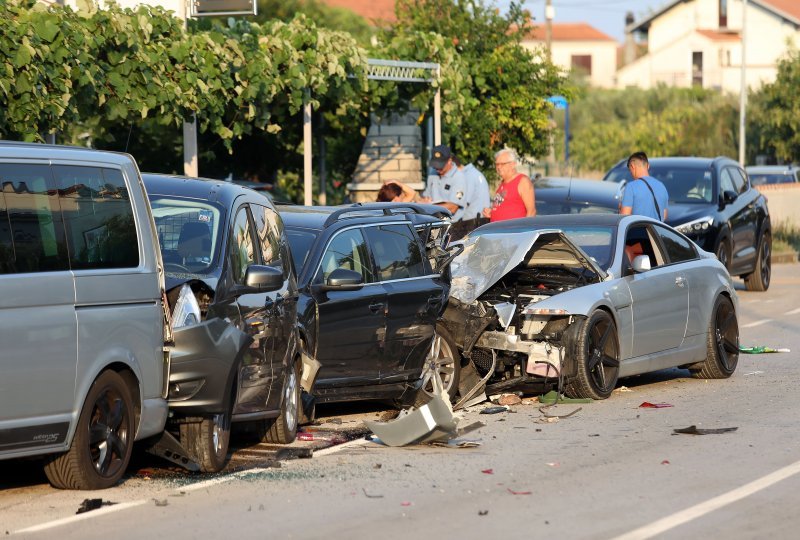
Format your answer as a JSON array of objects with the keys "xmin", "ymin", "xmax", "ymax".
[{"xmin": 3, "ymin": 263, "xmax": 800, "ymax": 539}]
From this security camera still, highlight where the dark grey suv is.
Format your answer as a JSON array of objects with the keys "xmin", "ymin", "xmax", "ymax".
[{"xmin": 604, "ymin": 156, "xmax": 771, "ymax": 291}]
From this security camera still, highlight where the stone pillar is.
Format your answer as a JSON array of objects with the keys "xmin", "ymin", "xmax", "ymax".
[{"xmin": 347, "ymin": 112, "xmax": 425, "ymax": 203}]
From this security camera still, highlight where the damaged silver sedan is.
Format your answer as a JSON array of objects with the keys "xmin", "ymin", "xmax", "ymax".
[{"xmin": 441, "ymin": 214, "xmax": 740, "ymax": 400}]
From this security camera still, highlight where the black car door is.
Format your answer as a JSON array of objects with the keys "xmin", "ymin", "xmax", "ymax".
[
  {"xmin": 227, "ymin": 204, "xmax": 276, "ymax": 414},
  {"xmin": 720, "ymin": 166, "xmax": 757, "ymax": 272},
  {"xmin": 363, "ymin": 223, "xmax": 444, "ymax": 383},
  {"xmin": 252, "ymin": 203, "xmax": 297, "ymax": 411},
  {"xmin": 313, "ymin": 227, "xmax": 386, "ymax": 387}
]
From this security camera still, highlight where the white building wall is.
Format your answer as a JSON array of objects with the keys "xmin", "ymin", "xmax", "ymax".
[{"xmin": 522, "ymin": 40, "xmax": 618, "ymax": 88}]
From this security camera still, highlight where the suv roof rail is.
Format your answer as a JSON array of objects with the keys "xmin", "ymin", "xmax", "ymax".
[{"xmin": 322, "ymin": 202, "xmax": 451, "ymax": 228}]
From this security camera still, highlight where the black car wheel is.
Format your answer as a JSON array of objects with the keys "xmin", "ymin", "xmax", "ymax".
[
  {"xmin": 181, "ymin": 410, "xmax": 231, "ymax": 474},
  {"xmin": 691, "ymin": 295, "xmax": 739, "ymax": 379},
  {"xmin": 565, "ymin": 310, "xmax": 620, "ymax": 400},
  {"xmin": 418, "ymin": 324, "xmax": 461, "ymax": 403},
  {"xmin": 44, "ymin": 370, "xmax": 135, "ymax": 490},
  {"xmin": 744, "ymin": 232, "xmax": 771, "ymax": 291},
  {"xmin": 716, "ymin": 238, "xmax": 731, "ymax": 270},
  {"xmin": 258, "ymin": 361, "xmax": 300, "ymax": 444}
]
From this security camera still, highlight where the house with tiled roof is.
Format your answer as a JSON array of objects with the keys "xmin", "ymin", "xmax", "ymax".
[
  {"xmin": 521, "ymin": 23, "xmax": 619, "ymax": 88},
  {"xmin": 616, "ymin": 0, "xmax": 800, "ymax": 92},
  {"xmin": 318, "ymin": 0, "xmax": 396, "ymax": 24}
]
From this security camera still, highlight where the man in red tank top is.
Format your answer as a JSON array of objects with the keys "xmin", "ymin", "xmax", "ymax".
[{"xmin": 483, "ymin": 148, "xmax": 536, "ymax": 222}]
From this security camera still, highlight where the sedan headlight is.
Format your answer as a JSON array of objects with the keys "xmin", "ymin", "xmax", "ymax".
[
  {"xmin": 675, "ymin": 216, "xmax": 713, "ymax": 235},
  {"xmin": 172, "ymin": 284, "xmax": 201, "ymax": 330}
]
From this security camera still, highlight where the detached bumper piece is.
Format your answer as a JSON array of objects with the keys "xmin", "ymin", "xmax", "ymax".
[{"xmin": 144, "ymin": 430, "xmax": 200, "ymax": 472}]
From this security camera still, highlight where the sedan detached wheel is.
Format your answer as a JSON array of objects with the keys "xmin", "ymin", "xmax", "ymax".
[
  {"xmin": 744, "ymin": 233, "xmax": 771, "ymax": 291},
  {"xmin": 259, "ymin": 362, "xmax": 300, "ymax": 444},
  {"xmin": 691, "ymin": 295, "xmax": 739, "ymax": 379},
  {"xmin": 43, "ymin": 370, "xmax": 134, "ymax": 490},
  {"xmin": 565, "ymin": 310, "xmax": 620, "ymax": 400}
]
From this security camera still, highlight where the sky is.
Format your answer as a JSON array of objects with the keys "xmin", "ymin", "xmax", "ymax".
[{"xmin": 500, "ymin": 0, "xmax": 673, "ymax": 43}]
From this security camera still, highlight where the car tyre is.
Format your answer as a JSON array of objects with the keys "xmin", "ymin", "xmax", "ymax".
[
  {"xmin": 744, "ymin": 232, "xmax": 771, "ymax": 291},
  {"xmin": 691, "ymin": 294, "xmax": 739, "ymax": 379},
  {"xmin": 180, "ymin": 411, "xmax": 231, "ymax": 474},
  {"xmin": 43, "ymin": 370, "xmax": 134, "ymax": 490},
  {"xmin": 415, "ymin": 324, "xmax": 461, "ymax": 406},
  {"xmin": 565, "ymin": 310, "xmax": 620, "ymax": 400},
  {"xmin": 258, "ymin": 361, "xmax": 300, "ymax": 444},
  {"xmin": 715, "ymin": 238, "xmax": 731, "ymax": 270}
]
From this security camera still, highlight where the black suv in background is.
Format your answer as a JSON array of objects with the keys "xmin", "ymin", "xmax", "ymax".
[
  {"xmin": 604, "ymin": 156, "xmax": 771, "ymax": 291},
  {"xmin": 279, "ymin": 203, "xmax": 462, "ymax": 407}
]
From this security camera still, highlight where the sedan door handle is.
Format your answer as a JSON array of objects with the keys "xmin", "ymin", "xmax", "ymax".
[
  {"xmin": 675, "ymin": 276, "xmax": 686, "ymax": 287},
  {"xmin": 369, "ymin": 302, "xmax": 384, "ymax": 313}
]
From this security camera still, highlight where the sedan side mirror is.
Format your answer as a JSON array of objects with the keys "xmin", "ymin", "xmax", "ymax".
[
  {"xmin": 244, "ymin": 265, "xmax": 284, "ymax": 292},
  {"xmin": 632, "ymin": 254, "xmax": 651, "ymax": 273},
  {"xmin": 314, "ymin": 268, "xmax": 364, "ymax": 293}
]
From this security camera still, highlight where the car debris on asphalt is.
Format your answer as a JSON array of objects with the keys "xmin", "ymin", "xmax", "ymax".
[{"xmin": 673, "ymin": 425, "xmax": 738, "ymax": 435}]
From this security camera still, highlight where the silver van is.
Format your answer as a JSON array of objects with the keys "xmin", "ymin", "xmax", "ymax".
[{"xmin": 0, "ymin": 143, "xmax": 169, "ymax": 489}]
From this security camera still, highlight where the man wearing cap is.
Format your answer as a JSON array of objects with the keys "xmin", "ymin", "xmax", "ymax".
[{"xmin": 424, "ymin": 145, "xmax": 479, "ymax": 240}]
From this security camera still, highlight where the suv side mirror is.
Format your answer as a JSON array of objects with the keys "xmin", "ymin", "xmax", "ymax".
[
  {"xmin": 720, "ymin": 189, "xmax": 738, "ymax": 207},
  {"xmin": 632, "ymin": 254, "xmax": 651, "ymax": 273},
  {"xmin": 314, "ymin": 268, "xmax": 364, "ymax": 293}
]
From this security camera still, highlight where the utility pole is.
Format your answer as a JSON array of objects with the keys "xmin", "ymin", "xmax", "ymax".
[
  {"xmin": 738, "ymin": 0, "xmax": 748, "ymax": 166},
  {"xmin": 179, "ymin": 0, "xmax": 198, "ymax": 177},
  {"xmin": 545, "ymin": 0, "xmax": 554, "ymax": 61}
]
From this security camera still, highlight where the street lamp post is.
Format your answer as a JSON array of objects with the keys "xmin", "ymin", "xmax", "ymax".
[{"xmin": 738, "ymin": 0, "xmax": 748, "ymax": 166}]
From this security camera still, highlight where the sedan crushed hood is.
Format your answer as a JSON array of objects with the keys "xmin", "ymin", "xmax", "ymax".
[{"xmin": 449, "ymin": 229, "xmax": 606, "ymax": 305}]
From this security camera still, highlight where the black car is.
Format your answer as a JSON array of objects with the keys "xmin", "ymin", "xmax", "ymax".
[
  {"xmin": 279, "ymin": 203, "xmax": 462, "ymax": 406},
  {"xmin": 604, "ymin": 157, "xmax": 771, "ymax": 291},
  {"xmin": 534, "ymin": 177, "xmax": 621, "ymax": 216},
  {"xmin": 143, "ymin": 174, "xmax": 307, "ymax": 473}
]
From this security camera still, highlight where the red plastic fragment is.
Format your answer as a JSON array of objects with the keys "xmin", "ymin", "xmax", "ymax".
[
  {"xmin": 507, "ymin": 488, "xmax": 532, "ymax": 495},
  {"xmin": 661, "ymin": 460, "xmax": 670, "ymax": 465},
  {"xmin": 639, "ymin": 402, "xmax": 674, "ymax": 408},
  {"xmin": 297, "ymin": 432, "xmax": 314, "ymax": 441},
  {"xmin": 481, "ymin": 468, "xmax": 494, "ymax": 475}
]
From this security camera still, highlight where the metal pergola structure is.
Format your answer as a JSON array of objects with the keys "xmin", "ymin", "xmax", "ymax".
[{"xmin": 302, "ymin": 58, "xmax": 442, "ymax": 205}]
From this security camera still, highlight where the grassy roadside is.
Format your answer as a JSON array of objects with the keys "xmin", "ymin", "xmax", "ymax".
[{"xmin": 773, "ymin": 222, "xmax": 800, "ymax": 255}]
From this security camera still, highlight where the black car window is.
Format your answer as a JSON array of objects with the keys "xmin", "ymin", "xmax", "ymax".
[
  {"xmin": 719, "ymin": 168, "xmax": 736, "ymax": 194},
  {"xmin": 365, "ymin": 223, "xmax": 425, "ymax": 281},
  {"xmin": 317, "ymin": 228, "xmax": 374, "ymax": 284},
  {"xmin": 286, "ymin": 228, "xmax": 317, "ymax": 274},
  {"xmin": 0, "ymin": 163, "xmax": 69, "ymax": 274},
  {"xmin": 151, "ymin": 197, "xmax": 222, "ymax": 274},
  {"xmin": 729, "ymin": 167, "xmax": 748, "ymax": 194},
  {"xmin": 53, "ymin": 165, "xmax": 139, "ymax": 270},
  {"xmin": 252, "ymin": 204, "xmax": 282, "ymax": 268},
  {"xmin": 229, "ymin": 206, "xmax": 257, "ymax": 284},
  {"xmin": 653, "ymin": 225, "xmax": 697, "ymax": 263}
]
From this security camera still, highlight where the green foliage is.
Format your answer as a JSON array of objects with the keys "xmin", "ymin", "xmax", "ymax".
[
  {"xmin": 749, "ymin": 47, "xmax": 800, "ymax": 164},
  {"xmin": 568, "ymin": 85, "xmax": 739, "ymax": 172},
  {"xmin": 385, "ymin": 0, "xmax": 571, "ymax": 167},
  {"xmin": 255, "ymin": 0, "xmax": 376, "ymax": 46}
]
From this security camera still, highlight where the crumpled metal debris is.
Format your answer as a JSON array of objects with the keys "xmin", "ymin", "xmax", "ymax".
[
  {"xmin": 76, "ymin": 499, "xmax": 115, "ymax": 514},
  {"xmin": 673, "ymin": 425, "xmax": 738, "ymax": 435},
  {"xmin": 364, "ymin": 368, "xmax": 463, "ymax": 447}
]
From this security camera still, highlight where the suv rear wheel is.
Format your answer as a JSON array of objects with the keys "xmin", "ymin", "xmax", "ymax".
[
  {"xmin": 257, "ymin": 361, "xmax": 300, "ymax": 444},
  {"xmin": 44, "ymin": 370, "xmax": 135, "ymax": 490},
  {"xmin": 744, "ymin": 232, "xmax": 771, "ymax": 291}
]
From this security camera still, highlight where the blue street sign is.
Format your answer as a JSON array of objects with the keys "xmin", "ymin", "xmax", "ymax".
[{"xmin": 547, "ymin": 95, "xmax": 568, "ymax": 110}]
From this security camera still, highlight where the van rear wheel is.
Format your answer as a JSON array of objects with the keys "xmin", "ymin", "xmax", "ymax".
[{"xmin": 44, "ymin": 370, "xmax": 135, "ymax": 490}]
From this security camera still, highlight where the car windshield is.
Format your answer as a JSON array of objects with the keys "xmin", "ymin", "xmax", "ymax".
[
  {"xmin": 285, "ymin": 228, "xmax": 318, "ymax": 272},
  {"xmin": 558, "ymin": 226, "xmax": 616, "ymax": 269},
  {"xmin": 150, "ymin": 197, "xmax": 223, "ymax": 274},
  {"xmin": 605, "ymin": 164, "xmax": 714, "ymax": 204}
]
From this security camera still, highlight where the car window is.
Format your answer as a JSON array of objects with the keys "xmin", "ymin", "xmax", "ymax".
[
  {"xmin": 644, "ymin": 165, "xmax": 713, "ymax": 204},
  {"xmin": 719, "ymin": 168, "xmax": 736, "ymax": 193},
  {"xmin": 652, "ymin": 225, "xmax": 697, "ymax": 263},
  {"xmin": 365, "ymin": 224, "xmax": 426, "ymax": 281},
  {"xmin": 286, "ymin": 228, "xmax": 317, "ymax": 273},
  {"xmin": 317, "ymin": 228, "xmax": 374, "ymax": 283},
  {"xmin": 252, "ymin": 204, "xmax": 283, "ymax": 270},
  {"xmin": 53, "ymin": 165, "xmax": 139, "ymax": 270},
  {"xmin": 0, "ymin": 163, "xmax": 69, "ymax": 274},
  {"xmin": 151, "ymin": 197, "xmax": 222, "ymax": 274},
  {"xmin": 229, "ymin": 206, "xmax": 257, "ymax": 284},
  {"xmin": 728, "ymin": 167, "xmax": 748, "ymax": 194},
  {"xmin": 623, "ymin": 224, "xmax": 665, "ymax": 273},
  {"xmin": 559, "ymin": 226, "xmax": 616, "ymax": 269}
]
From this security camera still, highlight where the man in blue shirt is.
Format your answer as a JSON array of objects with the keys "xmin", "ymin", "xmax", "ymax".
[{"xmin": 620, "ymin": 151, "xmax": 669, "ymax": 221}]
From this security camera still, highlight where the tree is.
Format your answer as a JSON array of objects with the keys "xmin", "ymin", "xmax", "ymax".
[
  {"xmin": 384, "ymin": 0, "xmax": 570, "ymax": 167},
  {"xmin": 749, "ymin": 47, "xmax": 800, "ymax": 164}
]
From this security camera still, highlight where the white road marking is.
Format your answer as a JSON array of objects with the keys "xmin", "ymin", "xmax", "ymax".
[
  {"xmin": 314, "ymin": 437, "xmax": 374, "ymax": 457},
  {"xmin": 14, "ymin": 501, "xmax": 147, "ymax": 534},
  {"xmin": 785, "ymin": 307, "xmax": 800, "ymax": 315},
  {"xmin": 741, "ymin": 319, "xmax": 772, "ymax": 328},
  {"xmin": 612, "ymin": 459, "xmax": 800, "ymax": 540}
]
